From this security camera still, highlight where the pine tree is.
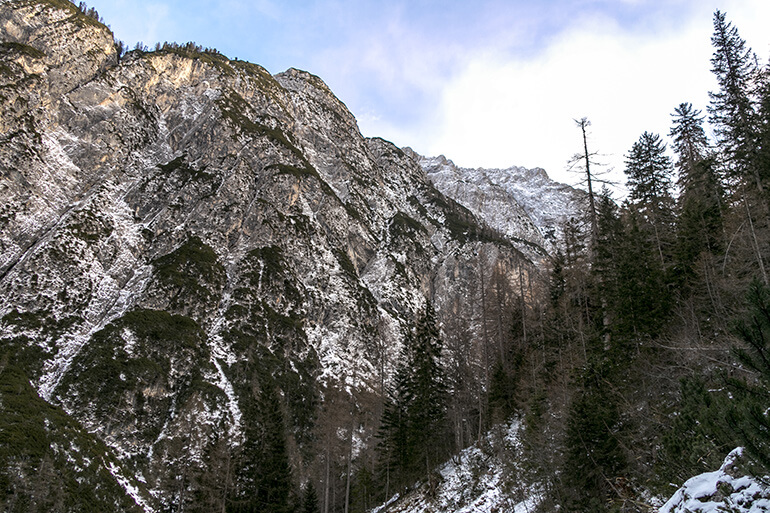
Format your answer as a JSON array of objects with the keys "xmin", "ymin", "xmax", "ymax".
[
  {"xmin": 591, "ymin": 192, "xmax": 625, "ymax": 345},
  {"xmin": 409, "ymin": 302, "xmax": 449, "ymax": 469},
  {"xmin": 726, "ymin": 281, "xmax": 770, "ymax": 470},
  {"xmin": 350, "ymin": 465, "xmax": 375, "ymax": 513},
  {"xmin": 301, "ymin": 482, "xmax": 320, "ymax": 513},
  {"xmin": 562, "ymin": 360, "xmax": 626, "ymax": 512},
  {"xmin": 709, "ymin": 10, "xmax": 762, "ymax": 194},
  {"xmin": 593, "ymin": 194, "xmax": 670, "ymax": 342},
  {"xmin": 549, "ymin": 250, "xmax": 567, "ymax": 309},
  {"xmin": 670, "ymin": 103, "xmax": 725, "ymax": 285},
  {"xmin": 377, "ymin": 373, "xmax": 410, "ymax": 491},
  {"xmin": 230, "ymin": 373, "xmax": 294, "ymax": 513},
  {"xmin": 257, "ymin": 377, "xmax": 294, "ymax": 513},
  {"xmin": 488, "ymin": 359, "xmax": 517, "ymax": 422},
  {"xmin": 376, "ymin": 302, "xmax": 448, "ymax": 488},
  {"xmin": 756, "ymin": 65, "xmax": 770, "ymax": 197},
  {"xmin": 755, "ymin": 64, "xmax": 770, "ymax": 210},
  {"xmin": 623, "ymin": 131, "xmax": 676, "ymax": 268},
  {"xmin": 708, "ymin": 11, "xmax": 770, "ymax": 285},
  {"xmin": 660, "ymin": 377, "xmax": 732, "ymax": 483},
  {"xmin": 670, "ymin": 103, "xmax": 711, "ymax": 184},
  {"xmin": 615, "ymin": 133, "xmax": 676, "ymax": 340}
]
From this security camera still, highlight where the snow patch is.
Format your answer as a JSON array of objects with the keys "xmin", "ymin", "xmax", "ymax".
[
  {"xmin": 122, "ymin": 327, "xmax": 138, "ymax": 356},
  {"xmin": 106, "ymin": 460, "xmax": 154, "ymax": 513},
  {"xmin": 660, "ymin": 448, "xmax": 770, "ymax": 513},
  {"xmin": 374, "ymin": 420, "xmax": 543, "ymax": 513},
  {"xmin": 204, "ymin": 283, "xmax": 244, "ymax": 443},
  {"xmin": 212, "ymin": 358, "xmax": 244, "ymax": 443}
]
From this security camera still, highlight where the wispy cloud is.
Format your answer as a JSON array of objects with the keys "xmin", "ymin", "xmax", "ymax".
[
  {"xmin": 351, "ymin": 0, "xmax": 770, "ymax": 190},
  {"xmin": 427, "ymin": 10, "xmax": 716, "ymax": 188}
]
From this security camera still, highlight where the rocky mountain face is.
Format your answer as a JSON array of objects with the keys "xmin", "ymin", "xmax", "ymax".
[
  {"xmin": 0, "ymin": 1, "xmax": 577, "ymax": 511},
  {"xmin": 415, "ymin": 152, "xmax": 585, "ymax": 258}
]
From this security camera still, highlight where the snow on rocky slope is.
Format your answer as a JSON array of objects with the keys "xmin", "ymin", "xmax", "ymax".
[
  {"xmin": 0, "ymin": 1, "xmax": 544, "ymax": 509},
  {"xmin": 374, "ymin": 421, "xmax": 543, "ymax": 513},
  {"xmin": 414, "ymin": 152, "xmax": 585, "ymax": 258},
  {"xmin": 375, "ymin": 439, "xmax": 770, "ymax": 513},
  {"xmin": 660, "ymin": 448, "xmax": 770, "ymax": 513}
]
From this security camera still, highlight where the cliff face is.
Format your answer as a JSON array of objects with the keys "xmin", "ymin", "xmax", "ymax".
[
  {"xmin": 416, "ymin": 153, "xmax": 585, "ymax": 257},
  {"xmin": 0, "ymin": 1, "xmax": 550, "ymax": 510}
]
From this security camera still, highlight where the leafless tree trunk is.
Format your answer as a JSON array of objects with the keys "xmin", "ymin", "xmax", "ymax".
[
  {"xmin": 323, "ymin": 447, "xmax": 330, "ymax": 513},
  {"xmin": 344, "ymin": 424, "xmax": 353, "ymax": 513},
  {"xmin": 576, "ymin": 117, "xmax": 599, "ymax": 247}
]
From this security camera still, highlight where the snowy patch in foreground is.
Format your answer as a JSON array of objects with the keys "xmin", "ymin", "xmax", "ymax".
[
  {"xmin": 660, "ymin": 447, "xmax": 770, "ymax": 513},
  {"xmin": 373, "ymin": 420, "xmax": 542, "ymax": 513}
]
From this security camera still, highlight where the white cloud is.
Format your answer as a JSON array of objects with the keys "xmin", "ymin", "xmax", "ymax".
[
  {"xmin": 377, "ymin": 0, "xmax": 770, "ymax": 193},
  {"xmin": 424, "ymin": 13, "xmax": 715, "ymax": 190}
]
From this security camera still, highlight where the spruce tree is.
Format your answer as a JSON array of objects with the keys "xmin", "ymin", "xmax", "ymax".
[
  {"xmin": 670, "ymin": 103, "xmax": 710, "ymax": 184},
  {"xmin": 377, "ymin": 359, "xmax": 412, "ymax": 488},
  {"xmin": 228, "ymin": 372, "xmax": 295, "ymax": 513},
  {"xmin": 593, "ymin": 194, "xmax": 669, "ymax": 342},
  {"xmin": 670, "ymin": 103, "xmax": 725, "ymax": 285},
  {"xmin": 376, "ymin": 302, "xmax": 448, "ymax": 488},
  {"xmin": 756, "ymin": 66, "xmax": 770, "ymax": 195},
  {"xmin": 660, "ymin": 377, "xmax": 732, "ymax": 483},
  {"xmin": 409, "ymin": 301, "xmax": 449, "ymax": 472},
  {"xmin": 247, "ymin": 374, "xmax": 294, "ymax": 513},
  {"xmin": 674, "ymin": 162, "xmax": 724, "ymax": 287},
  {"xmin": 592, "ymin": 192, "xmax": 625, "ymax": 342},
  {"xmin": 623, "ymin": 132, "xmax": 676, "ymax": 268},
  {"xmin": 726, "ymin": 281, "xmax": 770, "ymax": 470},
  {"xmin": 301, "ymin": 482, "xmax": 320, "ymax": 513},
  {"xmin": 709, "ymin": 10, "xmax": 762, "ymax": 194},
  {"xmin": 709, "ymin": 11, "xmax": 769, "ymax": 284},
  {"xmin": 562, "ymin": 360, "xmax": 626, "ymax": 512},
  {"xmin": 488, "ymin": 359, "xmax": 517, "ymax": 422}
]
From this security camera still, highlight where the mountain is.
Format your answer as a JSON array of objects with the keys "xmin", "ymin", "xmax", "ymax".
[
  {"xmin": 8, "ymin": 2, "xmax": 751, "ymax": 513},
  {"xmin": 414, "ymin": 152, "xmax": 585, "ymax": 259},
  {"xmin": 0, "ymin": 1, "xmax": 564, "ymax": 511}
]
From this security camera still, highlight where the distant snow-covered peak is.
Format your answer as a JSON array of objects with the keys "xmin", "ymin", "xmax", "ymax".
[{"xmin": 410, "ymin": 149, "xmax": 585, "ymax": 257}]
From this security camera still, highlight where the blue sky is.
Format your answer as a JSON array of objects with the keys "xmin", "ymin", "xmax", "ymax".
[{"xmin": 87, "ymin": 0, "xmax": 770, "ymax": 189}]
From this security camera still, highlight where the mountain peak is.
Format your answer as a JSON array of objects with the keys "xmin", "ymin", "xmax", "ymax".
[{"xmin": 413, "ymin": 150, "xmax": 584, "ymax": 256}]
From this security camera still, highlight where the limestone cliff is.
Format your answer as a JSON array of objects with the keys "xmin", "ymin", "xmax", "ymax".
[{"xmin": 0, "ymin": 1, "xmax": 551, "ymax": 510}]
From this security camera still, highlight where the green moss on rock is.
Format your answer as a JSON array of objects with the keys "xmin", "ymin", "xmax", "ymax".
[
  {"xmin": 157, "ymin": 155, "xmax": 213, "ymax": 182},
  {"xmin": 0, "ymin": 41, "xmax": 46, "ymax": 60}
]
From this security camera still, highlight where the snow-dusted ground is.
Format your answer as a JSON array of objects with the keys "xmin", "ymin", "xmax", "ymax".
[
  {"xmin": 107, "ymin": 461, "xmax": 154, "ymax": 513},
  {"xmin": 374, "ymin": 420, "xmax": 543, "ymax": 513},
  {"xmin": 660, "ymin": 448, "xmax": 770, "ymax": 513},
  {"xmin": 372, "ymin": 430, "xmax": 770, "ymax": 513}
]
